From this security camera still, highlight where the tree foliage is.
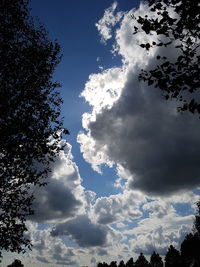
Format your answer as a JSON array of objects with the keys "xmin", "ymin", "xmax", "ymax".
[
  {"xmin": 7, "ymin": 259, "xmax": 24, "ymax": 267},
  {"xmin": 125, "ymin": 257, "xmax": 134, "ymax": 267},
  {"xmin": 181, "ymin": 233, "xmax": 200, "ymax": 267},
  {"xmin": 194, "ymin": 201, "xmax": 200, "ymax": 235},
  {"xmin": 118, "ymin": 260, "xmax": 125, "ymax": 267},
  {"xmin": 133, "ymin": 0, "xmax": 200, "ymax": 114},
  {"xmin": 0, "ymin": 0, "xmax": 68, "ymax": 255},
  {"xmin": 135, "ymin": 253, "xmax": 149, "ymax": 267},
  {"xmin": 150, "ymin": 251, "xmax": 163, "ymax": 267},
  {"xmin": 165, "ymin": 245, "xmax": 182, "ymax": 267}
]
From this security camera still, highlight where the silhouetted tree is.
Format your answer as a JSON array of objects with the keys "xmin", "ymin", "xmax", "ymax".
[
  {"xmin": 7, "ymin": 259, "xmax": 24, "ymax": 267},
  {"xmin": 135, "ymin": 253, "xmax": 149, "ymax": 267},
  {"xmin": 97, "ymin": 263, "xmax": 109, "ymax": 267},
  {"xmin": 110, "ymin": 261, "xmax": 117, "ymax": 267},
  {"xmin": 0, "ymin": 0, "xmax": 68, "ymax": 255},
  {"xmin": 194, "ymin": 201, "xmax": 200, "ymax": 235},
  {"xmin": 118, "ymin": 260, "xmax": 126, "ymax": 267},
  {"xmin": 180, "ymin": 232, "xmax": 200, "ymax": 267},
  {"xmin": 133, "ymin": 0, "xmax": 200, "ymax": 114},
  {"xmin": 165, "ymin": 245, "xmax": 182, "ymax": 267},
  {"xmin": 150, "ymin": 251, "xmax": 163, "ymax": 267},
  {"xmin": 125, "ymin": 257, "xmax": 134, "ymax": 267}
]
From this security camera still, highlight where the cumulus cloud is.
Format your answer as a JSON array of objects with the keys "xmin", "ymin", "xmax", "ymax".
[
  {"xmin": 95, "ymin": 1, "xmax": 123, "ymax": 43},
  {"xmin": 143, "ymin": 200, "xmax": 175, "ymax": 219},
  {"xmin": 26, "ymin": 224, "xmax": 80, "ymax": 266},
  {"xmin": 78, "ymin": 2, "xmax": 200, "ymax": 196},
  {"xmin": 124, "ymin": 198, "xmax": 194, "ymax": 255},
  {"xmin": 133, "ymin": 224, "xmax": 189, "ymax": 255},
  {"xmin": 31, "ymin": 141, "xmax": 85, "ymax": 222},
  {"xmin": 93, "ymin": 190, "xmax": 145, "ymax": 224},
  {"xmin": 51, "ymin": 215, "xmax": 110, "ymax": 247}
]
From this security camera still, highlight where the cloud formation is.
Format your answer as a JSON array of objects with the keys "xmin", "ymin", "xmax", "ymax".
[
  {"xmin": 78, "ymin": 3, "xmax": 200, "ymax": 196},
  {"xmin": 93, "ymin": 190, "xmax": 145, "ymax": 224},
  {"xmin": 51, "ymin": 215, "xmax": 110, "ymax": 247},
  {"xmin": 27, "ymin": 223, "xmax": 79, "ymax": 266},
  {"xmin": 32, "ymin": 142, "xmax": 85, "ymax": 222},
  {"xmin": 127, "ymin": 200, "xmax": 193, "ymax": 255},
  {"xmin": 95, "ymin": 1, "xmax": 123, "ymax": 43}
]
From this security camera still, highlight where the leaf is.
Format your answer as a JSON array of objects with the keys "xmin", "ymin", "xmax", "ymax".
[
  {"xmin": 148, "ymin": 79, "xmax": 154, "ymax": 86},
  {"xmin": 145, "ymin": 43, "xmax": 151, "ymax": 50}
]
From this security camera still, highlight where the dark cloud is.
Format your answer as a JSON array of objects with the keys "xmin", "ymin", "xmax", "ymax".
[
  {"xmin": 88, "ymin": 67, "xmax": 200, "ymax": 195},
  {"xmin": 51, "ymin": 215, "xmax": 109, "ymax": 247},
  {"xmin": 32, "ymin": 179, "xmax": 82, "ymax": 222},
  {"xmin": 30, "ymin": 143, "xmax": 84, "ymax": 222}
]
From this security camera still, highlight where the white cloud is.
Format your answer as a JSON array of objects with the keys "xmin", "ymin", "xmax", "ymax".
[
  {"xmin": 143, "ymin": 200, "xmax": 175, "ymax": 219},
  {"xmin": 93, "ymin": 190, "xmax": 146, "ymax": 224},
  {"xmin": 95, "ymin": 1, "xmax": 123, "ymax": 43},
  {"xmin": 80, "ymin": 67, "xmax": 125, "ymax": 114},
  {"xmin": 28, "ymin": 226, "xmax": 79, "ymax": 266},
  {"xmin": 77, "ymin": 130, "xmax": 114, "ymax": 173},
  {"xmin": 123, "ymin": 198, "xmax": 194, "ymax": 255}
]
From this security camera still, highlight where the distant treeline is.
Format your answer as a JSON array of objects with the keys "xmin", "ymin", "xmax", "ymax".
[{"xmin": 96, "ymin": 231, "xmax": 200, "ymax": 267}]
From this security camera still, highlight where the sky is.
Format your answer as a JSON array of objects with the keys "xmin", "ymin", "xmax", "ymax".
[{"xmin": 3, "ymin": 0, "xmax": 200, "ymax": 266}]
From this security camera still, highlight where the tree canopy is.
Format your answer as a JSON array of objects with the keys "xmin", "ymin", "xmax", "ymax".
[
  {"xmin": 0, "ymin": 0, "xmax": 68, "ymax": 255},
  {"xmin": 194, "ymin": 201, "xmax": 200, "ymax": 235},
  {"xmin": 150, "ymin": 251, "xmax": 163, "ymax": 267},
  {"xmin": 165, "ymin": 245, "xmax": 182, "ymax": 267},
  {"xmin": 133, "ymin": 0, "xmax": 200, "ymax": 114},
  {"xmin": 7, "ymin": 259, "xmax": 24, "ymax": 267},
  {"xmin": 135, "ymin": 253, "xmax": 149, "ymax": 267}
]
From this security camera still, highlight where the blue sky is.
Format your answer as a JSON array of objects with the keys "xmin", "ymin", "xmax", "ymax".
[{"xmin": 3, "ymin": 1, "xmax": 200, "ymax": 266}]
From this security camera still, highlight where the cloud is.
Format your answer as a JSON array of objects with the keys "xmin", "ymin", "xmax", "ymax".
[
  {"xmin": 132, "ymin": 223, "xmax": 191, "ymax": 256},
  {"xmin": 91, "ymin": 257, "xmax": 97, "ymax": 265},
  {"xmin": 143, "ymin": 200, "xmax": 175, "ymax": 219},
  {"xmin": 123, "ymin": 198, "xmax": 194, "ymax": 255},
  {"xmin": 31, "ymin": 141, "xmax": 85, "ymax": 222},
  {"xmin": 78, "ymin": 3, "xmax": 200, "ymax": 196},
  {"xmin": 28, "ymin": 225, "xmax": 79, "ymax": 266},
  {"xmin": 51, "ymin": 215, "xmax": 110, "ymax": 247},
  {"xmin": 36, "ymin": 256, "xmax": 50, "ymax": 264},
  {"xmin": 95, "ymin": 1, "xmax": 123, "ymax": 43},
  {"xmin": 97, "ymin": 248, "xmax": 108, "ymax": 256},
  {"xmin": 93, "ymin": 190, "xmax": 145, "ymax": 224}
]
